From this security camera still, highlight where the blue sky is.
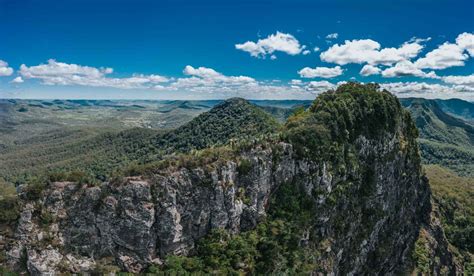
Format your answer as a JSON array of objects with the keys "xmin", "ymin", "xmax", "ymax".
[{"xmin": 0, "ymin": 0, "xmax": 473, "ymax": 100}]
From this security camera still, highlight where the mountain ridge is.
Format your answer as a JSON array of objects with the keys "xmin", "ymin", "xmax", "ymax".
[{"xmin": 0, "ymin": 83, "xmax": 461, "ymax": 274}]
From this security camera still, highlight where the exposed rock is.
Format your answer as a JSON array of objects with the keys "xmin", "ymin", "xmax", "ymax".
[{"xmin": 0, "ymin": 88, "xmax": 461, "ymax": 274}]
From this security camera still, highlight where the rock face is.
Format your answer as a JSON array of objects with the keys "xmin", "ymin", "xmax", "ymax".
[
  {"xmin": 0, "ymin": 86, "xmax": 460, "ymax": 274},
  {"xmin": 3, "ymin": 138, "xmax": 447, "ymax": 274}
]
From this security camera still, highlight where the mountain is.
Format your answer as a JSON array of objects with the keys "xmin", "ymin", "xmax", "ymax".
[
  {"xmin": 0, "ymin": 83, "xmax": 461, "ymax": 274},
  {"xmin": 0, "ymin": 98, "xmax": 279, "ymax": 184},
  {"xmin": 400, "ymin": 98, "xmax": 474, "ymax": 176},
  {"xmin": 156, "ymin": 100, "xmax": 211, "ymax": 113},
  {"xmin": 424, "ymin": 165, "xmax": 473, "ymax": 253},
  {"xmin": 156, "ymin": 98, "xmax": 280, "ymax": 153},
  {"xmin": 435, "ymin": 98, "xmax": 474, "ymax": 122}
]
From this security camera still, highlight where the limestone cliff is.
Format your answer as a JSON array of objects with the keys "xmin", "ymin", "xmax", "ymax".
[{"xmin": 0, "ymin": 83, "xmax": 460, "ymax": 274}]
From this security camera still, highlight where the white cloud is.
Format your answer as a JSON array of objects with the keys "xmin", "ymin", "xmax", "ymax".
[
  {"xmin": 326, "ymin": 33, "xmax": 339, "ymax": 39},
  {"xmin": 305, "ymin": 81, "xmax": 336, "ymax": 92},
  {"xmin": 414, "ymin": 32, "xmax": 474, "ymax": 70},
  {"xmin": 380, "ymin": 81, "xmax": 474, "ymax": 100},
  {"xmin": 0, "ymin": 60, "xmax": 14, "ymax": 76},
  {"xmin": 408, "ymin": 37, "xmax": 432, "ymax": 44},
  {"xmin": 183, "ymin": 65, "xmax": 222, "ymax": 79},
  {"xmin": 442, "ymin": 74, "xmax": 474, "ymax": 86},
  {"xmin": 320, "ymin": 39, "xmax": 424, "ymax": 66},
  {"xmin": 19, "ymin": 59, "xmax": 169, "ymax": 89},
  {"xmin": 182, "ymin": 65, "xmax": 255, "ymax": 84},
  {"xmin": 456, "ymin": 32, "xmax": 474, "ymax": 56},
  {"xmin": 302, "ymin": 50, "xmax": 311, "ymax": 55},
  {"xmin": 313, "ymin": 47, "xmax": 320, "ymax": 52},
  {"xmin": 381, "ymin": 60, "xmax": 438, "ymax": 78},
  {"xmin": 360, "ymin": 65, "xmax": 381, "ymax": 76},
  {"xmin": 290, "ymin": 79, "xmax": 303, "ymax": 85},
  {"xmin": 235, "ymin": 32, "xmax": 305, "ymax": 58},
  {"xmin": 414, "ymin": 42, "xmax": 467, "ymax": 69},
  {"xmin": 10, "ymin": 76, "xmax": 24, "ymax": 83},
  {"xmin": 298, "ymin": 66, "xmax": 343, "ymax": 78}
]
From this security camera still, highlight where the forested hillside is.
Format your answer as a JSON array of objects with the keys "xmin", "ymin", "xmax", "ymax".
[
  {"xmin": 156, "ymin": 98, "xmax": 280, "ymax": 152},
  {"xmin": 2, "ymin": 83, "xmax": 462, "ymax": 274},
  {"xmin": 0, "ymin": 85, "xmax": 472, "ymax": 274},
  {"xmin": 0, "ymin": 98, "xmax": 280, "ymax": 184},
  {"xmin": 400, "ymin": 98, "xmax": 474, "ymax": 176}
]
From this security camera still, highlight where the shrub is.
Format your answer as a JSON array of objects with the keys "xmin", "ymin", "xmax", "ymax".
[
  {"xmin": 237, "ymin": 158, "xmax": 252, "ymax": 176},
  {"xmin": 24, "ymin": 180, "xmax": 47, "ymax": 201}
]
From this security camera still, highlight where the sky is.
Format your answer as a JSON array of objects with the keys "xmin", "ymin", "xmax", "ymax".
[{"xmin": 0, "ymin": 0, "xmax": 473, "ymax": 100}]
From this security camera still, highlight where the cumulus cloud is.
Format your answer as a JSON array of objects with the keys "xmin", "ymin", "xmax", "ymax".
[
  {"xmin": 302, "ymin": 50, "xmax": 311, "ymax": 55},
  {"xmin": 0, "ymin": 60, "xmax": 14, "ymax": 76},
  {"xmin": 165, "ymin": 66, "xmax": 339, "ymax": 98},
  {"xmin": 381, "ymin": 60, "xmax": 438, "ymax": 78},
  {"xmin": 10, "ymin": 76, "xmax": 24, "ymax": 83},
  {"xmin": 456, "ymin": 32, "xmax": 474, "ymax": 56},
  {"xmin": 19, "ymin": 59, "xmax": 169, "ymax": 89},
  {"xmin": 13, "ymin": 59, "xmax": 474, "ymax": 100},
  {"xmin": 290, "ymin": 79, "xmax": 303, "ymax": 85},
  {"xmin": 313, "ymin": 47, "xmax": 320, "ymax": 52},
  {"xmin": 182, "ymin": 65, "xmax": 255, "ymax": 84},
  {"xmin": 408, "ymin": 37, "xmax": 432, "ymax": 44},
  {"xmin": 305, "ymin": 80, "xmax": 336, "ymax": 92},
  {"xmin": 326, "ymin": 33, "xmax": 339, "ymax": 39},
  {"xmin": 359, "ymin": 65, "xmax": 381, "ymax": 76},
  {"xmin": 414, "ymin": 42, "xmax": 468, "ymax": 69},
  {"xmin": 298, "ymin": 66, "xmax": 343, "ymax": 78},
  {"xmin": 235, "ymin": 32, "xmax": 306, "ymax": 58},
  {"xmin": 380, "ymin": 81, "xmax": 472, "ymax": 98},
  {"xmin": 414, "ymin": 32, "xmax": 474, "ymax": 69},
  {"xmin": 442, "ymin": 74, "xmax": 474, "ymax": 86},
  {"xmin": 183, "ymin": 65, "xmax": 222, "ymax": 79},
  {"xmin": 320, "ymin": 39, "xmax": 424, "ymax": 66}
]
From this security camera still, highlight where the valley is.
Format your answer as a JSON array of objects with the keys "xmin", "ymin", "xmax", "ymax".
[{"xmin": 0, "ymin": 83, "xmax": 473, "ymax": 274}]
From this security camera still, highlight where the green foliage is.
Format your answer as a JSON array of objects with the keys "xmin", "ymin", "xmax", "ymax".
[
  {"xmin": 283, "ymin": 82, "xmax": 402, "ymax": 161},
  {"xmin": 92, "ymin": 257, "xmax": 121, "ymax": 274},
  {"xmin": 23, "ymin": 177, "xmax": 48, "ymax": 201},
  {"xmin": 1, "ymin": 98, "xmax": 278, "ymax": 185},
  {"xmin": 237, "ymin": 158, "xmax": 252, "ymax": 176},
  {"xmin": 149, "ymin": 179, "xmax": 319, "ymax": 274},
  {"xmin": 39, "ymin": 209, "xmax": 55, "ymax": 227},
  {"xmin": 0, "ymin": 179, "xmax": 20, "ymax": 223},
  {"xmin": 425, "ymin": 165, "xmax": 474, "ymax": 253},
  {"xmin": 401, "ymin": 98, "xmax": 474, "ymax": 177},
  {"xmin": 412, "ymin": 231, "xmax": 430, "ymax": 274},
  {"xmin": 157, "ymin": 98, "xmax": 279, "ymax": 153}
]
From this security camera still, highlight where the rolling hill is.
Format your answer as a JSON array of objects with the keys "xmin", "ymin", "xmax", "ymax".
[
  {"xmin": 0, "ymin": 98, "xmax": 280, "ymax": 184},
  {"xmin": 401, "ymin": 98, "xmax": 474, "ymax": 176}
]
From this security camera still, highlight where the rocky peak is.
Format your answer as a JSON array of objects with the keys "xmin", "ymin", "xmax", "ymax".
[{"xmin": 0, "ymin": 83, "xmax": 460, "ymax": 274}]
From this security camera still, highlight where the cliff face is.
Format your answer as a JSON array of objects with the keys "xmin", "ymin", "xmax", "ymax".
[{"xmin": 0, "ymin": 84, "xmax": 460, "ymax": 274}]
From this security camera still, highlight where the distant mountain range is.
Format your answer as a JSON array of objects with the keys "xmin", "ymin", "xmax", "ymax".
[{"xmin": 400, "ymin": 98, "xmax": 474, "ymax": 176}]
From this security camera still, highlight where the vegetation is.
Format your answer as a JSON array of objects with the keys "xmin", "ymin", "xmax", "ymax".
[
  {"xmin": 0, "ymin": 98, "xmax": 279, "ymax": 185},
  {"xmin": 0, "ymin": 179, "xmax": 20, "ymax": 224},
  {"xmin": 412, "ymin": 230, "xmax": 431, "ymax": 274},
  {"xmin": 1, "ymin": 85, "xmax": 473, "ymax": 274},
  {"xmin": 282, "ymin": 82, "xmax": 407, "ymax": 162},
  {"xmin": 401, "ymin": 98, "xmax": 474, "ymax": 176},
  {"xmin": 425, "ymin": 165, "xmax": 473, "ymax": 253},
  {"xmin": 147, "ymin": 180, "xmax": 318, "ymax": 274},
  {"xmin": 144, "ymin": 83, "xmax": 413, "ymax": 274},
  {"xmin": 156, "ymin": 98, "xmax": 280, "ymax": 153}
]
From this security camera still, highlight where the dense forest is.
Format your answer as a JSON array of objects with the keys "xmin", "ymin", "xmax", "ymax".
[{"xmin": 0, "ymin": 83, "xmax": 473, "ymax": 273}]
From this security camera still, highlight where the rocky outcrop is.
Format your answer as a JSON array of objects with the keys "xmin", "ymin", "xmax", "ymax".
[
  {"xmin": 0, "ymin": 86, "xmax": 460, "ymax": 274},
  {"xmin": 3, "ymin": 133, "xmax": 447, "ymax": 274},
  {"xmin": 4, "ymin": 143, "xmax": 297, "ymax": 273}
]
